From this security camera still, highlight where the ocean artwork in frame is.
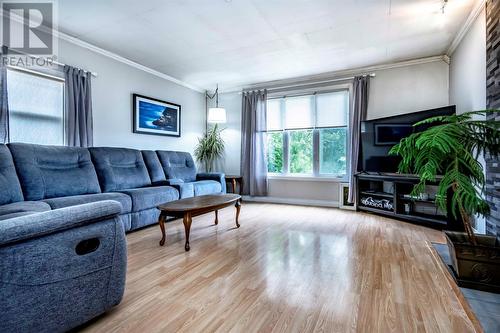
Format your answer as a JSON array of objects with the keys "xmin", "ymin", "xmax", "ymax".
[{"xmin": 133, "ymin": 94, "xmax": 181, "ymax": 137}]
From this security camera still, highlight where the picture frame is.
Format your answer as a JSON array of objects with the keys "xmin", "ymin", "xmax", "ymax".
[
  {"xmin": 133, "ymin": 93, "xmax": 181, "ymax": 137},
  {"xmin": 339, "ymin": 182, "xmax": 356, "ymax": 210}
]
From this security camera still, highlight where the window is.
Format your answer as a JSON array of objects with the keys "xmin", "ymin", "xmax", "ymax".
[
  {"xmin": 266, "ymin": 90, "xmax": 349, "ymax": 177},
  {"xmin": 7, "ymin": 68, "xmax": 64, "ymax": 145}
]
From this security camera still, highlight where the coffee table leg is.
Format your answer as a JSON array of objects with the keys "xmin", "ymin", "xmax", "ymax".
[
  {"xmin": 214, "ymin": 210, "xmax": 218, "ymax": 225},
  {"xmin": 183, "ymin": 212, "xmax": 192, "ymax": 251},
  {"xmin": 158, "ymin": 213, "xmax": 167, "ymax": 246},
  {"xmin": 235, "ymin": 200, "xmax": 241, "ymax": 228}
]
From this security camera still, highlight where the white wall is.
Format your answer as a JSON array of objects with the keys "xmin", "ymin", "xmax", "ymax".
[
  {"xmin": 449, "ymin": 9, "xmax": 486, "ymax": 233},
  {"xmin": 58, "ymin": 39, "xmax": 205, "ymax": 154},
  {"xmin": 220, "ymin": 60, "xmax": 450, "ymax": 205},
  {"xmin": 367, "ymin": 61, "xmax": 449, "ymax": 119},
  {"xmin": 449, "ymin": 9, "xmax": 486, "ymax": 115},
  {"xmin": 216, "ymin": 92, "xmax": 241, "ymax": 175}
]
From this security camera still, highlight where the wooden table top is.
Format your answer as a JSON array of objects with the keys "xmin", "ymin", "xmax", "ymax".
[
  {"xmin": 157, "ymin": 194, "xmax": 241, "ymax": 212},
  {"xmin": 224, "ymin": 175, "xmax": 242, "ymax": 180}
]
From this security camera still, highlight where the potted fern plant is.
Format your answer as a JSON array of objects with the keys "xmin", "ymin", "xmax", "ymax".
[
  {"xmin": 389, "ymin": 110, "xmax": 500, "ymax": 290},
  {"xmin": 194, "ymin": 124, "xmax": 225, "ymax": 172}
]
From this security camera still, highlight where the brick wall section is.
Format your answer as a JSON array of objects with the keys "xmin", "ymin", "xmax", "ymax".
[{"xmin": 486, "ymin": 0, "xmax": 500, "ymax": 237}]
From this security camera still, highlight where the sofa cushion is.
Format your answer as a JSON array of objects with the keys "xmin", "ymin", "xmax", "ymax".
[
  {"xmin": 156, "ymin": 151, "xmax": 196, "ymax": 183},
  {"xmin": 117, "ymin": 186, "xmax": 178, "ymax": 212},
  {"xmin": 90, "ymin": 147, "xmax": 151, "ymax": 192},
  {"xmin": 0, "ymin": 201, "xmax": 51, "ymax": 221},
  {"xmin": 0, "ymin": 145, "xmax": 23, "ymax": 205},
  {"xmin": 142, "ymin": 150, "xmax": 166, "ymax": 185},
  {"xmin": 178, "ymin": 182, "xmax": 195, "ymax": 199},
  {"xmin": 43, "ymin": 193, "xmax": 132, "ymax": 214},
  {"xmin": 8, "ymin": 143, "xmax": 101, "ymax": 201},
  {"xmin": 193, "ymin": 180, "xmax": 222, "ymax": 196}
]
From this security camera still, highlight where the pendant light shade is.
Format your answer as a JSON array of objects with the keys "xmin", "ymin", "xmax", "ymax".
[
  {"xmin": 207, "ymin": 84, "xmax": 226, "ymax": 123},
  {"xmin": 207, "ymin": 107, "xmax": 227, "ymax": 123}
]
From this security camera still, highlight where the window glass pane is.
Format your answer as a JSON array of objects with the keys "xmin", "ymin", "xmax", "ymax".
[
  {"xmin": 266, "ymin": 99, "xmax": 282, "ymax": 131},
  {"xmin": 7, "ymin": 69, "xmax": 64, "ymax": 145},
  {"xmin": 319, "ymin": 128, "xmax": 347, "ymax": 175},
  {"xmin": 267, "ymin": 132, "xmax": 283, "ymax": 173},
  {"xmin": 285, "ymin": 95, "xmax": 312, "ymax": 129},
  {"xmin": 316, "ymin": 91, "xmax": 348, "ymax": 127},
  {"xmin": 289, "ymin": 130, "xmax": 313, "ymax": 174}
]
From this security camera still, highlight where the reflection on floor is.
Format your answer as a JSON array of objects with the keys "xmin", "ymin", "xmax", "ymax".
[{"xmin": 79, "ymin": 202, "xmax": 478, "ymax": 332}]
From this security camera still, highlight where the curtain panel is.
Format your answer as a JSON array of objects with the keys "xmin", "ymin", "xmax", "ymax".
[
  {"xmin": 240, "ymin": 90, "xmax": 268, "ymax": 196},
  {"xmin": 348, "ymin": 76, "xmax": 369, "ymax": 203},
  {"xmin": 0, "ymin": 46, "xmax": 9, "ymax": 144},
  {"xmin": 64, "ymin": 65, "xmax": 93, "ymax": 147}
]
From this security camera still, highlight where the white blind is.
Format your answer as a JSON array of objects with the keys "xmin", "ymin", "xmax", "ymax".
[
  {"xmin": 7, "ymin": 69, "xmax": 64, "ymax": 145},
  {"xmin": 316, "ymin": 91, "xmax": 349, "ymax": 127},
  {"xmin": 267, "ymin": 98, "xmax": 282, "ymax": 131},
  {"xmin": 266, "ymin": 90, "xmax": 348, "ymax": 131}
]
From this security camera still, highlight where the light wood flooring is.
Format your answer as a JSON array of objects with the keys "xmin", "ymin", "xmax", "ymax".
[{"xmin": 79, "ymin": 202, "xmax": 480, "ymax": 333}]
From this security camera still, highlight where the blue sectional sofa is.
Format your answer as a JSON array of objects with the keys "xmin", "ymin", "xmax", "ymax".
[
  {"xmin": 0, "ymin": 143, "xmax": 225, "ymax": 332},
  {"xmin": 1, "ymin": 143, "xmax": 225, "ymax": 231}
]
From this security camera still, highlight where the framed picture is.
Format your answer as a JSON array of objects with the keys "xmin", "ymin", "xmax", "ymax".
[
  {"xmin": 133, "ymin": 94, "xmax": 181, "ymax": 137},
  {"xmin": 339, "ymin": 183, "xmax": 356, "ymax": 210}
]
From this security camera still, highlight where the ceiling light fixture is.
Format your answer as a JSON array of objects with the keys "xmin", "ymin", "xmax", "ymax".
[{"xmin": 441, "ymin": 0, "xmax": 448, "ymax": 14}]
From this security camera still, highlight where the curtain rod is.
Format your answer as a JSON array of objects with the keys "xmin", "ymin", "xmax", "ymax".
[
  {"xmin": 3, "ymin": 47, "xmax": 98, "ymax": 77},
  {"xmin": 241, "ymin": 73, "xmax": 375, "ymax": 94}
]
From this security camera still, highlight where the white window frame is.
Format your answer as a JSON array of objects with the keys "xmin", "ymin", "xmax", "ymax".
[{"xmin": 266, "ymin": 83, "xmax": 352, "ymax": 181}]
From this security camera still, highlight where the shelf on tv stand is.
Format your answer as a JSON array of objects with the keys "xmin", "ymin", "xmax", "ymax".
[
  {"xmin": 355, "ymin": 173, "xmax": 461, "ymax": 231},
  {"xmin": 360, "ymin": 190, "xmax": 394, "ymax": 199}
]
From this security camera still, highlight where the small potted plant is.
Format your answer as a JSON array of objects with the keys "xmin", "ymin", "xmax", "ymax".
[
  {"xmin": 389, "ymin": 110, "xmax": 500, "ymax": 290},
  {"xmin": 194, "ymin": 124, "xmax": 225, "ymax": 172}
]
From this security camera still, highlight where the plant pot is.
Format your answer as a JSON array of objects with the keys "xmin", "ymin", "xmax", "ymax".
[{"xmin": 445, "ymin": 231, "xmax": 500, "ymax": 292}]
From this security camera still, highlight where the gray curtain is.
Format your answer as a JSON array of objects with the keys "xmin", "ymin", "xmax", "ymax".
[
  {"xmin": 240, "ymin": 90, "xmax": 268, "ymax": 196},
  {"xmin": 0, "ymin": 46, "xmax": 9, "ymax": 144},
  {"xmin": 64, "ymin": 65, "xmax": 93, "ymax": 147},
  {"xmin": 348, "ymin": 76, "xmax": 369, "ymax": 203}
]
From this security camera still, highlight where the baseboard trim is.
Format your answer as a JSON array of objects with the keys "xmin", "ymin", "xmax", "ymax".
[{"xmin": 242, "ymin": 196, "xmax": 339, "ymax": 208}]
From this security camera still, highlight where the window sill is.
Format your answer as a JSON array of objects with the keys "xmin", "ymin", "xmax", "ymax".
[{"xmin": 267, "ymin": 174, "xmax": 347, "ymax": 182}]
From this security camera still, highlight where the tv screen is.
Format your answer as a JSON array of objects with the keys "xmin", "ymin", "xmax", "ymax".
[
  {"xmin": 360, "ymin": 105, "xmax": 456, "ymax": 173},
  {"xmin": 374, "ymin": 124, "xmax": 413, "ymax": 145}
]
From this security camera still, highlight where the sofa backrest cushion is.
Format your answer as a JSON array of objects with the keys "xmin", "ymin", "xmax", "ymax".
[
  {"xmin": 8, "ymin": 143, "xmax": 101, "ymax": 201},
  {"xmin": 156, "ymin": 151, "xmax": 196, "ymax": 182},
  {"xmin": 142, "ymin": 150, "xmax": 166, "ymax": 185},
  {"xmin": 90, "ymin": 147, "xmax": 151, "ymax": 192},
  {"xmin": 0, "ymin": 145, "xmax": 24, "ymax": 205}
]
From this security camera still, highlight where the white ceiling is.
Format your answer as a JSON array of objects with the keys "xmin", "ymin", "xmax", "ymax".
[{"xmin": 58, "ymin": 0, "xmax": 477, "ymax": 91}]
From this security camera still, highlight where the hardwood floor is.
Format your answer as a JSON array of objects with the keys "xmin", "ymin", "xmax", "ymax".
[{"xmin": 79, "ymin": 203, "xmax": 480, "ymax": 333}]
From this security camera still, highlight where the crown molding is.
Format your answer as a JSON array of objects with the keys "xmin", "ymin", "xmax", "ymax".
[
  {"xmin": 446, "ymin": 0, "xmax": 485, "ymax": 56},
  {"xmin": 55, "ymin": 31, "xmax": 205, "ymax": 93},
  {"xmin": 221, "ymin": 55, "xmax": 448, "ymax": 94}
]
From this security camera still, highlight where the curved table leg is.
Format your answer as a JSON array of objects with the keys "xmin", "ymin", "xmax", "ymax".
[
  {"xmin": 235, "ymin": 200, "xmax": 241, "ymax": 228},
  {"xmin": 183, "ymin": 212, "xmax": 192, "ymax": 251},
  {"xmin": 158, "ymin": 213, "xmax": 167, "ymax": 246}
]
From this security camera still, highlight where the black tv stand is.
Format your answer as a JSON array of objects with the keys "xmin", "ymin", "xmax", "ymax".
[{"xmin": 355, "ymin": 173, "xmax": 463, "ymax": 230}]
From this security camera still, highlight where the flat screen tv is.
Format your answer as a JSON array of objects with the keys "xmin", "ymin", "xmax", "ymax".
[
  {"xmin": 360, "ymin": 105, "xmax": 456, "ymax": 173},
  {"xmin": 374, "ymin": 124, "xmax": 413, "ymax": 145}
]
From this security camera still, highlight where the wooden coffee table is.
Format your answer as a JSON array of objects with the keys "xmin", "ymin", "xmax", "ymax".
[{"xmin": 157, "ymin": 194, "xmax": 241, "ymax": 251}]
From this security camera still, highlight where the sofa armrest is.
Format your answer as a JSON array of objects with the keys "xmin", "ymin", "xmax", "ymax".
[
  {"xmin": 196, "ymin": 172, "xmax": 226, "ymax": 193},
  {"xmin": 0, "ymin": 200, "xmax": 122, "ymax": 246}
]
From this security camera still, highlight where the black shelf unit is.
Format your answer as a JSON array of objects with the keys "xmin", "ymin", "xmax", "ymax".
[{"xmin": 355, "ymin": 173, "xmax": 463, "ymax": 230}]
